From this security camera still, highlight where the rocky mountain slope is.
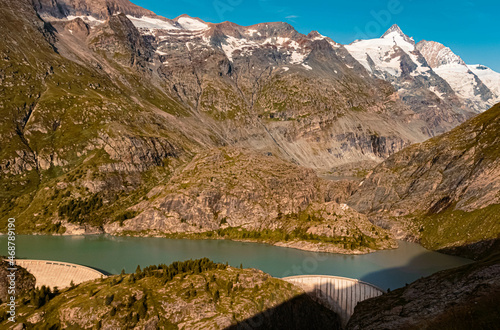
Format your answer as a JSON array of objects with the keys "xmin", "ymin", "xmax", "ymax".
[
  {"xmin": 32, "ymin": 0, "xmax": 158, "ymax": 20},
  {"xmin": 346, "ymin": 25, "xmax": 479, "ymax": 129},
  {"xmin": 104, "ymin": 147, "xmax": 394, "ymax": 254},
  {"xmin": 0, "ymin": 0, "xmax": 497, "ymax": 254},
  {"xmin": 348, "ymin": 103, "xmax": 500, "ymax": 259},
  {"xmin": 129, "ymin": 17, "xmax": 432, "ymax": 170},
  {"xmin": 0, "ymin": 259, "xmax": 341, "ymax": 329},
  {"xmin": 417, "ymin": 40, "xmax": 498, "ymax": 112},
  {"xmin": 0, "ymin": 0, "xmax": 218, "ymax": 234},
  {"xmin": 0, "ymin": 0, "xmax": 417, "ymax": 237},
  {"xmin": 347, "ymin": 252, "xmax": 500, "ymax": 329},
  {"xmin": 31, "ymin": 0, "xmax": 480, "ymax": 171}
]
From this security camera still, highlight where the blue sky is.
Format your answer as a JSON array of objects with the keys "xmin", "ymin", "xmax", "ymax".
[{"xmin": 133, "ymin": 0, "xmax": 500, "ymax": 71}]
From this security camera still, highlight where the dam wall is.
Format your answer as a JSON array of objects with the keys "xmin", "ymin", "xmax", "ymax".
[
  {"xmin": 283, "ymin": 275, "xmax": 385, "ymax": 326},
  {"xmin": 15, "ymin": 259, "xmax": 106, "ymax": 289}
]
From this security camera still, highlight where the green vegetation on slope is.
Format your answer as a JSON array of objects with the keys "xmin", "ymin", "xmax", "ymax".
[
  {"xmin": 349, "ymin": 103, "xmax": 500, "ymax": 258},
  {"xmin": 0, "ymin": 258, "xmax": 340, "ymax": 329}
]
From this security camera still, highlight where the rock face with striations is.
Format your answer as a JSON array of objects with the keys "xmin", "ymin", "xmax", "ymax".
[
  {"xmin": 348, "ymin": 103, "xmax": 500, "ymax": 258},
  {"xmin": 105, "ymin": 147, "xmax": 395, "ymax": 254}
]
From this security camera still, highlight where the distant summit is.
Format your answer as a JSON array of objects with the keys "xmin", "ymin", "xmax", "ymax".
[
  {"xmin": 32, "ymin": 0, "xmax": 157, "ymax": 20},
  {"xmin": 381, "ymin": 24, "xmax": 415, "ymax": 45},
  {"xmin": 417, "ymin": 40, "xmax": 465, "ymax": 67},
  {"xmin": 417, "ymin": 40, "xmax": 498, "ymax": 110},
  {"xmin": 381, "ymin": 24, "xmax": 405, "ymax": 37}
]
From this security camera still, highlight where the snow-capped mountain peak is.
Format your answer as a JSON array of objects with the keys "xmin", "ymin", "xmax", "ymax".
[
  {"xmin": 468, "ymin": 64, "xmax": 500, "ymax": 101},
  {"xmin": 345, "ymin": 24, "xmax": 422, "ymax": 77},
  {"xmin": 416, "ymin": 40, "xmax": 465, "ymax": 67},
  {"xmin": 173, "ymin": 14, "xmax": 209, "ymax": 30},
  {"xmin": 417, "ymin": 40, "xmax": 498, "ymax": 111},
  {"xmin": 381, "ymin": 24, "xmax": 415, "ymax": 45},
  {"xmin": 381, "ymin": 24, "xmax": 404, "ymax": 37}
]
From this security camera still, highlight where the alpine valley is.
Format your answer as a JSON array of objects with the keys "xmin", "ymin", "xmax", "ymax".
[{"xmin": 1, "ymin": 0, "xmax": 499, "ymax": 259}]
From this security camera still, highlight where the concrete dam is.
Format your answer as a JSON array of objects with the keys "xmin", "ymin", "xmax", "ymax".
[
  {"xmin": 282, "ymin": 275, "xmax": 385, "ymax": 326},
  {"xmin": 15, "ymin": 259, "xmax": 107, "ymax": 289}
]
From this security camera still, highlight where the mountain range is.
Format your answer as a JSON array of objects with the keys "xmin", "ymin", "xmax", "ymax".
[{"xmin": 0, "ymin": 0, "xmax": 499, "ymax": 259}]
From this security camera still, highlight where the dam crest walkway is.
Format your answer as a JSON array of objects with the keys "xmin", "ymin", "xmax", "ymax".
[{"xmin": 15, "ymin": 259, "xmax": 107, "ymax": 289}]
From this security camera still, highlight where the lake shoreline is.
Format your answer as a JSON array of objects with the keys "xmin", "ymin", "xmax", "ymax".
[
  {"xmin": 0, "ymin": 235, "xmax": 473, "ymax": 290},
  {"xmin": 1, "ymin": 229, "xmax": 398, "ymax": 256}
]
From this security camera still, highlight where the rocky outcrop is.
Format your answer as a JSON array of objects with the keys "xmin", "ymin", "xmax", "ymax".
[
  {"xmin": 0, "ymin": 260, "xmax": 35, "ymax": 304},
  {"xmin": 88, "ymin": 13, "xmax": 154, "ymax": 68},
  {"xmin": 347, "ymin": 253, "xmax": 500, "ymax": 329},
  {"xmin": 348, "ymin": 103, "xmax": 500, "ymax": 257},
  {"xmin": 105, "ymin": 147, "xmax": 394, "ymax": 253}
]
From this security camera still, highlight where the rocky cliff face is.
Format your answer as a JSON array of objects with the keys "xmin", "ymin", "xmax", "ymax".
[
  {"xmin": 0, "ymin": 260, "xmax": 35, "ymax": 304},
  {"xmin": 348, "ymin": 103, "xmax": 500, "ymax": 257},
  {"xmin": 105, "ymin": 147, "xmax": 395, "ymax": 254},
  {"xmin": 88, "ymin": 13, "xmax": 154, "ymax": 67},
  {"xmin": 347, "ymin": 253, "xmax": 500, "ymax": 329}
]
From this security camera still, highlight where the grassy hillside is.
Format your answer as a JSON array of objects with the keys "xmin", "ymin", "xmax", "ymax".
[
  {"xmin": 0, "ymin": 258, "xmax": 340, "ymax": 329},
  {"xmin": 349, "ymin": 103, "xmax": 500, "ymax": 258}
]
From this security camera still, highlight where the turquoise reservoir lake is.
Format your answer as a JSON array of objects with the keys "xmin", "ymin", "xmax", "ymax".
[{"xmin": 0, "ymin": 235, "xmax": 472, "ymax": 290}]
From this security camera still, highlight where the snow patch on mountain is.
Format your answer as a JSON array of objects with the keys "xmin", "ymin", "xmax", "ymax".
[
  {"xmin": 417, "ymin": 40, "xmax": 498, "ymax": 111},
  {"xmin": 220, "ymin": 34, "xmax": 309, "ymax": 64},
  {"xmin": 66, "ymin": 15, "xmax": 105, "ymax": 25},
  {"xmin": 289, "ymin": 50, "xmax": 307, "ymax": 64},
  {"xmin": 346, "ymin": 38, "xmax": 405, "ymax": 77},
  {"xmin": 429, "ymin": 86, "xmax": 445, "ymax": 99},
  {"xmin": 127, "ymin": 15, "xmax": 179, "ymax": 30},
  {"xmin": 468, "ymin": 64, "xmax": 500, "ymax": 100},
  {"xmin": 177, "ymin": 16, "xmax": 208, "ymax": 30},
  {"xmin": 302, "ymin": 63, "xmax": 313, "ymax": 70}
]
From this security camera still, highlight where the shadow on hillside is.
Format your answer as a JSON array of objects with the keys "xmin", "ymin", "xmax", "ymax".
[
  {"xmin": 225, "ymin": 293, "xmax": 342, "ymax": 330},
  {"xmin": 437, "ymin": 237, "xmax": 500, "ymax": 261},
  {"xmin": 359, "ymin": 238, "xmax": 500, "ymax": 291},
  {"xmin": 82, "ymin": 264, "xmax": 113, "ymax": 276},
  {"xmin": 359, "ymin": 252, "xmax": 437, "ymax": 291}
]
